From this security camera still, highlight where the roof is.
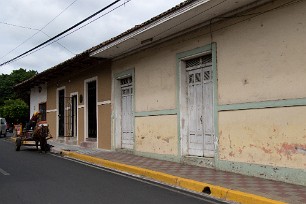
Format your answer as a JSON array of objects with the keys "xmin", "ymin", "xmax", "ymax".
[
  {"xmin": 15, "ymin": 0, "xmax": 195, "ymax": 90},
  {"xmin": 16, "ymin": 0, "xmax": 269, "ymax": 89},
  {"xmin": 14, "ymin": 51, "xmax": 106, "ymax": 90}
]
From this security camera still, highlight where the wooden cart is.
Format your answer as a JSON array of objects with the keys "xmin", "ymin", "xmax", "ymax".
[{"xmin": 15, "ymin": 121, "xmax": 52, "ymax": 152}]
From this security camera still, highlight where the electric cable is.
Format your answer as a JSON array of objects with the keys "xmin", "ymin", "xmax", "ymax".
[
  {"xmin": 5, "ymin": 0, "xmax": 132, "ymax": 65},
  {"xmin": 0, "ymin": 0, "xmax": 121, "ymax": 67},
  {"xmin": 0, "ymin": 22, "xmax": 75, "ymax": 55},
  {"xmin": 0, "ymin": 0, "xmax": 78, "ymax": 61}
]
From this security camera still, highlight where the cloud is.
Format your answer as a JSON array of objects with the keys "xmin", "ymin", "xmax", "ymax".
[{"xmin": 0, "ymin": 0, "xmax": 183, "ymax": 74}]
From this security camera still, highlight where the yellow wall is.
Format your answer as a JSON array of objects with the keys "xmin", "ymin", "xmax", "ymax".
[
  {"xmin": 219, "ymin": 106, "xmax": 306, "ymax": 169},
  {"xmin": 78, "ymin": 108, "xmax": 84, "ymax": 145},
  {"xmin": 46, "ymin": 62, "xmax": 112, "ymax": 149},
  {"xmin": 112, "ymin": 48, "xmax": 177, "ymax": 112},
  {"xmin": 46, "ymin": 112, "xmax": 56, "ymax": 139},
  {"xmin": 98, "ymin": 104, "xmax": 111, "ymax": 149},
  {"xmin": 135, "ymin": 115, "xmax": 178, "ymax": 155},
  {"xmin": 216, "ymin": 0, "xmax": 306, "ymax": 105}
]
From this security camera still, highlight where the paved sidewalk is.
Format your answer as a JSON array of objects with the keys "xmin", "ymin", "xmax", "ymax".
[{"xmin": 48, "ymin": 140, "xmax": 306, "ymax": 204}]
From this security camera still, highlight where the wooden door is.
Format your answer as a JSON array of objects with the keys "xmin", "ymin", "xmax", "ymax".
[
  {"xmin": 88, "ymin": 81, "xmax": 97, "ymax": 138},
  {"xmin": 187, "ymin": 55, "xmax": 214, "ymax": 157},
  {"xmin": 121, "ymin": 77, "xmax": 134, "ymax": 149}
]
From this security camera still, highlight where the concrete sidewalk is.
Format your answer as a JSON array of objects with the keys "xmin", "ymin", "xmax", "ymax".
[{"xmin": 48, "ymin": 140, "xmax": 305, "ymax": 204}]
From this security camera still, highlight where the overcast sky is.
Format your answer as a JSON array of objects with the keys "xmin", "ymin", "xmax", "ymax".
[{"xmin": 0, "ymin": 0, "xmax": 184, "ymax": 74}]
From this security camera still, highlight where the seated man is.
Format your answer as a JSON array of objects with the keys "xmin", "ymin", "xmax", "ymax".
[{"xmin": 29, "ymin": 111, "xmax": 41, "ymax": 130}]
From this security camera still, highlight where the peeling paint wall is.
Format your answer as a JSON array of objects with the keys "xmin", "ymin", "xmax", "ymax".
[
  {"xmin": 219, "ymin": 106, "xmax": 306, "ymax": 169},
  {"xmin": 135, "ymin": 115, "xmax": 178, "ymax": 155}
]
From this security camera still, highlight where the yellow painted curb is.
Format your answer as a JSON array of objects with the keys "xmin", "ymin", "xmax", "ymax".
[{"xmin": 61, "ymin": 151, "xmax": 286, "ymax": 204}]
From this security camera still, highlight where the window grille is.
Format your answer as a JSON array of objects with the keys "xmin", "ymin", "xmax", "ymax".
[{"xmin": 185, "ymin": 54, "xmax": 212, "ymax": 69}]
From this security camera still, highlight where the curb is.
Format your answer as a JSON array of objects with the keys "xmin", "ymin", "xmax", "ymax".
[{"xmin": 59, "ymin": 150, "xmax": 286, "ymax": 204}]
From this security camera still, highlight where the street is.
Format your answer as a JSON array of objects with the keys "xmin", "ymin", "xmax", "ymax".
[{"xmin": 0, "ymin": 138, "xmax": 228, "ymax": 204}]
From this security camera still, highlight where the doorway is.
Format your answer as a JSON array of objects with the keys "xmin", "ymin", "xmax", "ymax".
[
  {"xmin": 87, "ymin": 81, "xmax": 97, "ymax": 138},
  {"xmin": 120, "ymin": 76, "xmax": 134, "ymax": 149},
  {"xmin": 58, "ymin": 89, "xmax": 65, "ymax": 137},
  {"xmin": 186, "ymin": 55, "xmax": 214, "ymax": 157},
  {"xmin": 71, "ymin": 95, "xmax": 77, "ymax": 137}
]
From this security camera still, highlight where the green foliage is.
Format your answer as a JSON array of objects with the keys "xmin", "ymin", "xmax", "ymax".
[
  {"xmin": 0, "ymin": 68, "xmax": 37, "ymax": 105},
  {"xmin": 0, "ymin": 68, "xmax": 37, "ymax": 123},
  {"xmin": 0, "ymin": 99, "xmax": 29, "ymax": 123}
]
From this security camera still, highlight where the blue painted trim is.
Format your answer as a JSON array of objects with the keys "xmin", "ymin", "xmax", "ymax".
[
  {"xmin": 134, "ymin": 109, "xmax": 177, "ymax": 117},
  {"xmin": 218, "ymin": 98, "xmax": 306, "ymax": 111},
  {"xmin": 218, "ymin": 160, "xmax": 306, "ymax": 186}
]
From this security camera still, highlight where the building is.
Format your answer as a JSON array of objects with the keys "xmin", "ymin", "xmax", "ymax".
[{"xmin": 16, "ymin": 0, "xmax": 306, "ymax": 186}]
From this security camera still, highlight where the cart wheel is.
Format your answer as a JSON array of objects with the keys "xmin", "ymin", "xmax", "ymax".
[{"xmin": 16, "ymin": 138, "xmax": 21, "ymax": 151}]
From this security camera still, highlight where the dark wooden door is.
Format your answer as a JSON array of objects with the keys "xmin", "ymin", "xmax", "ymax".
[
  {"xmin": 58, "ymin": 89, "xmax": 65, "ymax": 137},
  {"xmin": 88, "ymin": 81, "xmax": 97, "ymax": 138},
  {"xmin": 71, "ymin": 95, "xmax": 77, "ymax": 137}
]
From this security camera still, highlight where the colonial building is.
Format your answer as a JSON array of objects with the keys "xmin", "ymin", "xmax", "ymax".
[{"xmin": 16, "ymin": 0, "xmax": 306, "ymax": 186}]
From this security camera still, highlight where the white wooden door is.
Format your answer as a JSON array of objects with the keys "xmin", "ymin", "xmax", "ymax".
[
  {"xmin": 121, "ymin": 77, "xmax": 134, "ymax": 149},
  {"xmin": 187, "ymin": 55, "xmax": 214, "ymax": 157}
]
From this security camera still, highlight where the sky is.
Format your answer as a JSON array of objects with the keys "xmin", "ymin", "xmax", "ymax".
[{"xmin": 0, "ymin": 0, "xmax": 184, "ymax": 74}]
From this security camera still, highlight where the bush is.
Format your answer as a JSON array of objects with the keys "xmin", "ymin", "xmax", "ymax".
[{"xmin": 0, "ymin": 99, "xmax": 29, "ymax": 124}]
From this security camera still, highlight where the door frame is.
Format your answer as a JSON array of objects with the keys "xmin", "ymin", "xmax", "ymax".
[
  {"xmin": 112, "ymin": 68, "xmax": 135, "ymax": 150},
  {"xmin": 84, "ymin": 77, "xmax": 98, "ymax": 145},
  {"xmin": 56, "ymin": 86, "xmax": 66, "ymax": 138},
  {"xmin": 177, "ymin": 43, "xmax": 217, "ymax": 157}
]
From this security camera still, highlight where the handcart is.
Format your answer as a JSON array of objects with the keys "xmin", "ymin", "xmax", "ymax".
[{"xmin": 15, "ymin": 121, "xmax": 52, "ymax": 152}]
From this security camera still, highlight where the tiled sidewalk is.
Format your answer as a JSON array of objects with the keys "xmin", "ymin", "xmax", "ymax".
[{"xmin": 49, "ymin": 140, "xmax": 306, "ymax": 204}]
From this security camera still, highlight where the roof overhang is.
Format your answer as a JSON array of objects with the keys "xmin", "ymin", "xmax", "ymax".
[{"xmin": 90, "ymin": 0, "xmax": 270, "ymax": 59}]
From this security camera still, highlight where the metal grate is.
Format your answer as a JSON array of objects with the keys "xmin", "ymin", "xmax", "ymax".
[
  {"xmin": 204, "ymin": 71, "xmax": 211, "ymax": 81},
  {"xmin": 120, "ymin": 77, "xmax": 132, "ymax": 86},
  {"xmin": 185, "ymin": 54, "xmax": 212, "ymax": 69}
]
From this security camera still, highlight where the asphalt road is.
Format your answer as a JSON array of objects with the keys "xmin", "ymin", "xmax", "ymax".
[{"xmin": 0, "ymin": 138, "xmax": 228, "ymax": 204}]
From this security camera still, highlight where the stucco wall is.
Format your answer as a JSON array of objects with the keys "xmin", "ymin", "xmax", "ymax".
[
  {"xmin": 98, "ymin": 104, "xmax": 111, "ymax": 150},
  {"xmin": 216, "ymin": 0, "xmax": 306, "ymax": 105},
  {"xmin": 46, "ymin": 112, "xmax": 56, "ymax": 139},
  {"xmin": 45, "ymin": 62, "xmax": 111, "ymax": 149},
  {"xmin": 78, "ymin": 108, "xmax": 84, "ymax": 145},
  {"xmin": 112, "ymin": 48, "xmax": 177, "ymax": 112},
  {"xmin": 135, "ymin": 115, "xmax": 178, "ymax": 155},
  {"xmin": 30, "ymin": 84, "xmax": 47, "ymax": 118},
  {"xmin": 219, "ymin": 106, "xmax": 306, "ymax": 169}
]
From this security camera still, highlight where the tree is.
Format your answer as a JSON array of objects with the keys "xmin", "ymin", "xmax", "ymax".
[
  {"xmin": 0, "ymin": 68, "xmax": 37, "ymax": 105},
  {"xmin": 0, "ymin": 99, "xmax": 29, "ymax": 124},
  {"xmin": 0, "ymin": 68, "xmax": 37, "ymax": 123}
]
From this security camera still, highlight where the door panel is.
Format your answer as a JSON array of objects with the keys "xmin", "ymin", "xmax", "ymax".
[
  {"xmin": 188, "ymin": 69, "xmax": 204, "ymax": 156},
  {"xmin": 58, "ymin": 90, "xmax": 65, "ymax": 137},
  {"xmin": 187, "ymin": 55, "xmax": 215, "ymax": 157},
  {"xmin": 121, "ymin": 77, "xmax": 134, "ymax": 149},
  {"xmin": 71, "ymin": 95, "xmax": 77, "ymax": 137},
  {"xmin": 88, "ymin": 81, "xmax": 97, "ymax": 138}
]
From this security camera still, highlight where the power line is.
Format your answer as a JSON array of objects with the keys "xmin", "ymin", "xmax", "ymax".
[
  {"xmin": 0, "ymin": 22, "xmax": 75, "ymax": 55},
  {"xmin": 0, "ymin": 21, "xmax": 40, "ymax": 31},
  {"xmin": 0, "ymin": 0, "xmax": 78, "ymax": 61},
  {"xmin": 4, "ymin": 0, "xmax": 132, "ymax": 66},
  {"xmin": 0, "ymin": 0, "xmax": 122, "ymax": 67}
]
